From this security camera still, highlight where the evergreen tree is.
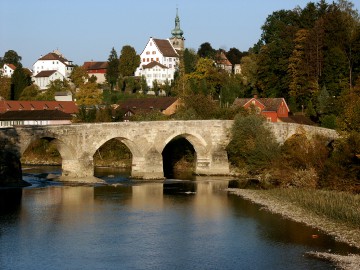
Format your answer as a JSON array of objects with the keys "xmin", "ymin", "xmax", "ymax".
[
  {"xmin": 0, "ymin": 50, "xmax": 22, "ymax": 67},
  {"xmin": 11, "ymin": 68, "xmax": 32, "ymax": 100},
  {"xmin": 105, "ymin": 47, "xmax": 120, "ymax": 91}
]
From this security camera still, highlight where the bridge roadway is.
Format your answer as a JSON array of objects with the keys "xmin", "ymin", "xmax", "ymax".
[{"xmin": 1, "ymin": 120, "xmax": 338, "ymax": 183}]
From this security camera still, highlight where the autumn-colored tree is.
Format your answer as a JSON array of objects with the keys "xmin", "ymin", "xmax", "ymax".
[
  {"xmin": 0, "ymin": 74, "xmax": 11, "ymax": 99},
  {"xmin": 19, "ymin": 84, "xmax": 41, "ymax": 100},
  {"xmin": 70, "ymin": 66, "xmax": 89, "ymax": 89},
  {"xmin": 75, "ymin": 82, "xmax": 102, "ymax": 106}
]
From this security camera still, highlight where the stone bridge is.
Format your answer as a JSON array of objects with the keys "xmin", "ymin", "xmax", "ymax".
[{"xmin": 1, "ymin": 120, "xmax": 338, "ymax": 183}]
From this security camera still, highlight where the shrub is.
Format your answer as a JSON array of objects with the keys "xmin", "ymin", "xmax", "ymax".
[{"xmin": 226, "ymin": 114, "xmax": 280, "ymax": 172}]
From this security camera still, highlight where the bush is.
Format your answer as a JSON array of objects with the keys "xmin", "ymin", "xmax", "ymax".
[{"xmin": 226, "ymin": 114, "xmax": 280, "ymax": 172}]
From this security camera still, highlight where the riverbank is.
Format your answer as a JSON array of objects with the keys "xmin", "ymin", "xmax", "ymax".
[{"xmin": 227, "ymin": 188, "xmax": 360, "ymax": 270}]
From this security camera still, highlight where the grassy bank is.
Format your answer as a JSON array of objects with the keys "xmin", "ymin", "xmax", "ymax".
[{"xmin": 266, "ymin": 188, "xmax": 360, "ymax": 229}]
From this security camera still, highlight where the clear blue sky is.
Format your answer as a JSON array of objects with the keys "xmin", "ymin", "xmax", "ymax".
[{"xmin": 1, "ymin": 0, "xmax": 359, "ymax": 68}]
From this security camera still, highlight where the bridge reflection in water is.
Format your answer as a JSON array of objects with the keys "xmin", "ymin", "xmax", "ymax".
[{"xmin": 1, "ymin": 175, "xmax": 357, "ymax": 270}]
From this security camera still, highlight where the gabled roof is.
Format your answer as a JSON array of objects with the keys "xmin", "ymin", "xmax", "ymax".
[
  {"xmin": 0, "ymin": 101, "xmax": 78, "ymax": 114},
  {"xmin": 143, "ymin": 61, "xmax": 168, "ymax": 69},
  {"xmin": 83, "ymin": 61, "xmax": 108, "ymax": 70},
  {"xmin": 233, "ymin": 97, "xmax": 289, "ymax": 112},
  {"xmin": 118, "ymin": 97, "xmax": 178, "ymax": 113},
  {"xmin": 37, "ymin": 51, "xmax": 73, "ymax": 66},
  {"xmin": 153, "ymin": 38, "xmax": 178, "ymax": 57},
  {"xmin": 34, "ymin": 70, "xmax": 58, "ymax": 78},
  {"xmin": 0, "ymin": 110, "xmax": 72, "ymax": 121},
  {"xmin": 215, "ymin": 51, "xmax": 232, "ymax": 66},
  {"xmin": 4, "ymin": 63, "xmax": 17, "ymax": 70}
]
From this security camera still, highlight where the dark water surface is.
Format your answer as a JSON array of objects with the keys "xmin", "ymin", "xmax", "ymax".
[{"xmin": 0, "ymin": 166, "xmax": 358, "ymax": 270}]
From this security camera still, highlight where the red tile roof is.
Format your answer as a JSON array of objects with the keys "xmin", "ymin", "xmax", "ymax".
[
  {"xmin": 83, "ymin": 61, "xmax": 108, "ymax": 70},
  {"xmin": 216, "ymin": 51, "xmax": 232, "ymax": 66},
  {"xmin": 153, "ymin": 39, "xmax": 178, "ymax": 57},
  {"xmin": 0, "ymin": 101, "xmax": 78, "ymax": 114},
  {"xmin": 5, "ymin": 64, "xmax": 17, "ymax": 70},
  {"xmin": 233, "ymin": 97, "xmax": 289, "ymax": 112}
]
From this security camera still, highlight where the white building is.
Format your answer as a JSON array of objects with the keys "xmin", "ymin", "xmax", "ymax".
[
  {"xmin": 135, "ymin": 10, "xmax": 185, "ymax": 88},
  {"xmin": 33, "ymin": 70, "xmax": 65, "ymax": 90},
  {"xmin": 1, "ymin": 64, "xmax": 16, "ymax": 78},
  {"xmin": 32, "ymin": 49, "xmax": 74, "ymax": 78},
  {"xmin": 135, "ymin": 38, "xmax": 179, "ymax": 88}
]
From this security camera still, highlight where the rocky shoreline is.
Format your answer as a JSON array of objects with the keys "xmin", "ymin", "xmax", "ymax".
[{"xmin": 227, "ymin": 188, "xmax": 360, "ymax": 270}]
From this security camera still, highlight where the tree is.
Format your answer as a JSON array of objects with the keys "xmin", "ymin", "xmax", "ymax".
[
  {"xmin": 105, "ymin": 47, "xmax": 120, "ymax": 91},
  {"xmin": 0, "ymin": 50, "xmax": 22, "ymax": 67},
  {"xmin": 37, "ymin": 79, "xmax": 71, "ymax": 101},
  {"xmin": 288, "ymin": 29, "xmax": 319, "ymax": 107},
  {"xmin": 197, "ymin": 42, "xmax": 216, "ymax": 59},
  {"xmin": 0, "ymin": 74, "xmax": 11, "ymax": 99},
  {"xmin": 19, "ymin": 84, "xmax": 41, "ymax": 100},
  {"xmin": 226, "ymin": 47, "xmax": 247, "ymax": 68},
  {"xmin": 226, "ymin": 114, "xmax": 280, "ymax": 170},
  {"xmin": 75, "ymin": 82, "xmax": 103, "ymax": 106},
  {"xmin": 11, "ymin": 67, "xmax": 32, "ymax": 100},
  {"xmin": 183, "ymin": 48, "xmax": 198, "ymax": 74},
  {"xmin": 118, "ymin": 45, "xmax": 140, "ymax": 77},
  {"xmin": 69, "ymin": 66, "xmax": 89, "ymax": 89}
]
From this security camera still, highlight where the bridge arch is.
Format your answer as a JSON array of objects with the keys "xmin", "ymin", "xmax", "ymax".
[
  {"xmin": 91, "ymin": 136, "xmax": 142, "ymax": 158},
  {"xmin": 21, "ymin": 135, "xmax": 76, "ymax": 162}
]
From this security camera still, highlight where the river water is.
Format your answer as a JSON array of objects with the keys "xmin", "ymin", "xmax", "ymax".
[{"xmin": 0, "ymin": 166, "xmax": 359, "ymax": 270}]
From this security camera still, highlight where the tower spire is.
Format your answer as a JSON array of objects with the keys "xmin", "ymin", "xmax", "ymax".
[{"xmin": 171, "ymin": 8, "xmax": 183, "ymax": 38}]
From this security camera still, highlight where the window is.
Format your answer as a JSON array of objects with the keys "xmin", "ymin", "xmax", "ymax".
[
  {"xmin": 169, "ymin": 58, "xmax": 172, "ymax": 62},
  {"xmin": 152, "ymin": 51, "xmax": 156, "ymax": 54},
  {"xmin": 147, "ymin": 58, "xmax": 149, "ymax": 62},
  {"xmin": 151, "ymin": 58, "xmax": 153, "ymax": 61},
  {"xmin": 143, "ymin": 58, "xmax": 145, "ymax": 62},
  {"xmin": 169, "ymin": 64, "xmax": 172, "ymax": 68},
  {"xmin": 146, "ymin": 51, "xmax": 150, "ymax": 55},
  {"xmin": 156, "ymin": 58, "xmax": 159, "ymax": 61}
]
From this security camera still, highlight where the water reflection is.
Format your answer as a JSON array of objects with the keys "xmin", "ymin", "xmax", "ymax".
[{"xmin": 1, "ymin": 170, "xmax": 358, "ymax": 269}]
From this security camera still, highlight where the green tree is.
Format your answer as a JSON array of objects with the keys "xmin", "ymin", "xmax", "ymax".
[
  {"xmin": 226, "ymin": 47, "xmax": 247, "ymax": 69},
  {"xmin": 38, "ymin": 79, "xmax": 71, "ymax": 101},
  {"xmin": 11, "ymin": 67, "xmax": 32, "ymax": 100},
  {"xmin": 183, "ymin": 48, "xmax": 198, "ymax": 74},
  {"xmin": 197, "ymin": 42, "xmax": 216, "ymax": 59},
  {"xmin": 69, "ymin": 66, "xmax": 89, "ymax": 89},
  {"xmin": 0, "ymin": 50, "xmax": 22, "ymax": 67},
  {"xmin": 227, "ymin": 114, "xmax": 280, "ymax": 170},
  {"xmin": 19, "ymin": 84, "xmax": 41, "ymax": 100},
  {"xmin": 118, "ymin": 45, "xmax": 140, "ymax": 77},
  {"xmin": 105, "ymin": 47, "xmax": 120, "ymax": 91}
]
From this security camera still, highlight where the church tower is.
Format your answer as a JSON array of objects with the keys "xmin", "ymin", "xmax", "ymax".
[{"xmin": 170, "ymin": 8, "xmax": 185, "ymax": 51}]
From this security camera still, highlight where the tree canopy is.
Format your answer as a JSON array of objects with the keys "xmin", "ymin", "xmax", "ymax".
[{"xmin": 119, "ymin": 45, "xmax": 140, "ymax": 77}]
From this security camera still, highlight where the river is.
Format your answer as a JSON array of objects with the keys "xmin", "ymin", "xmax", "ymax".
[{"xmin": 0, "ymin": 166, "xmax": 358, "ymax": 270}]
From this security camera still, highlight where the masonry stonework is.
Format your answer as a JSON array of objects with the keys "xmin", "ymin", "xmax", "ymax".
[{"xmin": 1, "ymin": 120, "xmax": 338, "ymax": 183}]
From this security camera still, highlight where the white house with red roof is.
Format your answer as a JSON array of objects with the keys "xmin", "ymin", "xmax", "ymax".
[
  {"xmin": 135, "ymin": 10, "xmax": 185, "ymax": 88},
  {"xmin": 1, "ymin": 64, "xmax": 16, "ymax": 78},
  {"xmin": 135, "ymin": 37, "xmax": 180, "ymax": 88},
  {"xmin": 32, "ymin": 50, "xmax": 74, "ymax": 89}
]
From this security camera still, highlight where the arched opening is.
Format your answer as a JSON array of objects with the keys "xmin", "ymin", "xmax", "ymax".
[
  {"xmin": 21, "ymin": 137, "xmax": 63, "ymax": 179},
  {"xmin": 162, "ymin": 136, "xmax": 196, "ymax": 179},
  {"xmin": 93, "ymin": 138, "xmax": 132, "ymax": 179}
]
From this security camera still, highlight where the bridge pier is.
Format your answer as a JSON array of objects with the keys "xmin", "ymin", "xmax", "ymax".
[
  {"xmin": 61, "ymin": 158, "xmax": 104, "ymax": 183},
  {"xmin": 195, "ymin": 149, "xmax": 230, "ymax": 176},
  {"xmin": 131, "ymin": 152, "xmax": 165, "ymax": 180}
]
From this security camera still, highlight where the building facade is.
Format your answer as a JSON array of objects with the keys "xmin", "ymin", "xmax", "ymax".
[
  {"xmin": 135, "ymin": 10, "xmax": 185, "ymax": 88},
  {"xmin": 33, "ymin": 70, "xmax": 65, "ymax": 90},
  {"xmin": 1, "ymin": 64, "xmax": 16, "ymax": 78},
  {"xmin": 33, "ymin": 50, "xmax": 74, "ymax": 77}
]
